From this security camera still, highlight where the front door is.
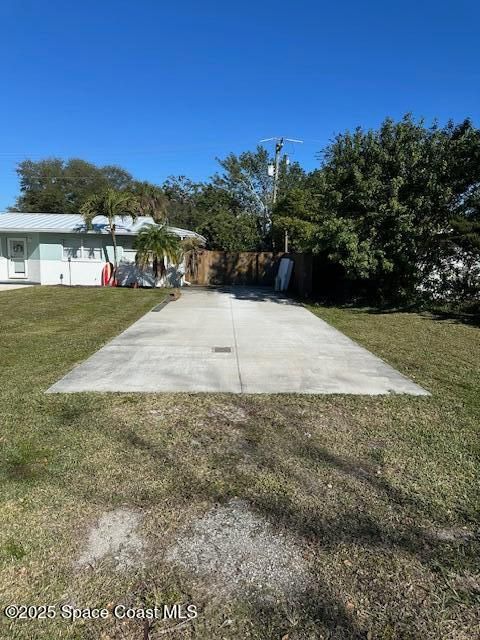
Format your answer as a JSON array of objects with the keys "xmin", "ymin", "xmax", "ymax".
[{"xmin": 7, "ymin": 238, "xmax": 28, "ymax": 279}]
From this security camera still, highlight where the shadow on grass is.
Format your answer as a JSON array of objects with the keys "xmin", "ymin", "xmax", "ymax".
[
  {"xmin": 238, "ymin": 585, "xmax": 367, "ymax": 640},
  {"xmin": 8, "ymin": 390, "xmax": 474, "ymax": 637},
  {"xmin": 229, "ymin": 419, "xmax": 478, "ymax": 565},
  {"xmin": 421, "ymin": 308, "xmax": 480, "ymax": 328},
  {"xmin": 309, "ymin": 298, "xmax": 480, "ymax": 328},
  {"xmin": 0, "ymin": 440, "xmax": 51, "ymax": 481},
  {"xmin": 88, "ymin": 408, "xmax": 479, "ymax": 638}
]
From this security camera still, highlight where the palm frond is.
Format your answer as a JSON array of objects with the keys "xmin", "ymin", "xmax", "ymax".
[
  {"xmin": 134, "ymin": 182, "xmax": 169, "ymax": 222},
  {"xmin": 81, "ymin": 189, "xmax": 139, "ymax": 226},
  {"xmin": 81, "ymin": 188, "xmax": 140, "ymax": 269},
  {"xmin": 134, "ymin": 223, "xmax": 181, "ymax": 282},
  {"xmin": 80, "ymin": 194, "xmax": 103, "ymax": 228}
]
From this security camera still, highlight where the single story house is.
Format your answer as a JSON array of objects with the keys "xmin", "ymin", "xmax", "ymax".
[{"xmin": 0, "ymin": 212, "xmax": 204, "ymax": 287}]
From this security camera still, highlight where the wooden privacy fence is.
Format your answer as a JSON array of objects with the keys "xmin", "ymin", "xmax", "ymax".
[
  {"xmin": 186, "ymin": 251, "xmax": 279, "ymax": 286},
  {"xmin": 185, "ymin": 250, "xmax": 313, "ymax": 297}
]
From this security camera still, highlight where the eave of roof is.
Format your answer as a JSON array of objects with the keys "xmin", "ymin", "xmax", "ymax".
[{"xmin": 0, "ymin": 212, "xmax": 206, "ymax": 242}]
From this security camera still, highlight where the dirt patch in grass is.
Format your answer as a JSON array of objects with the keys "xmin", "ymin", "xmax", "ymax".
[
  {"xmin": 207, "ymin": 402, "xmax": 249, "ymax": 424},
  {"xmin": 165, "ymin": 499, "xmax": 309, "ymax": 600},
  {"xmin": 77, "ymin": 508, "xmax": 145, "ymax": 570},
  {"xmin": 426, "ymin": 526, "xmax": 477, "ymax": 542}
]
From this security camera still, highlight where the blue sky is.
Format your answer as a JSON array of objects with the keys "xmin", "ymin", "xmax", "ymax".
[{"xmin": 0, "ymin": 0, "xmax": 478, "ymax": 210}]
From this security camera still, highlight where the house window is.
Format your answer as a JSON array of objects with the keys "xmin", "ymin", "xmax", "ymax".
[
  {"xmin": 63, "ymin": 239, "xmax": 82, "ymax": 260},
  {"xmin": 62, "ymin": 238, "xmax": 103, "ymax": 260},
  {"xmin": 83, "ymin": 237, "xmax": 103, "ymax": 260}
]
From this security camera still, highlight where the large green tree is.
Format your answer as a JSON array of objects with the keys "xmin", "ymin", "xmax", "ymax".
[
  {"xmin": 162, "ymin": 176, "xmax": 203, "ymax": 230},
  {"xmin": 12, "ymin": 158, "xmax": 134, "ymax": 213},
  {"xmin": 193, "ymin": 183, "xmax": 261, "ymax": 251},
  {"xmin": 196, "ymin": 211, "xmax": 260, "ymax": 251},
  {"xmin": 212, "ymin": 146, "xmax": 305, "ymax": 242},
  {"xmin": 130, "ymin": 181, "xmax": 169, "ymax": 222},
  {"xmin": 275, "ymin": 116, "xmax": 480, "ymax": 302},
  {"xmin": 163, "ymin": 177, "xmax": 262, "ymax": 250}
]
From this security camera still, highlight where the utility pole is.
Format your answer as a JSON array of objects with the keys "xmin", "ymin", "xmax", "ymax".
[
  {"xmin": 261, "ymin": 136, "xmax": 303, "ymax": 253},
  {"xmin": 272, "ymin": 137, "xmax": 284, "ymax": 205}
]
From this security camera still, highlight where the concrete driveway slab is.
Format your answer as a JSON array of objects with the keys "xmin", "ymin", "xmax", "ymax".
[
  {"xmin": 47, "ymin": 287, "xmax": 430, "ymax": 395},
  {"xmin": 0, "ymin": 284, "xmax": 35, "ymax": 291}
]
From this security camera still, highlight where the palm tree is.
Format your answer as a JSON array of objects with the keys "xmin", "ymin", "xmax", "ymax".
[
  {"xmin": 80, "ymin": 189, "xmax": 139, "ymax": 273},
  {"xmin": 182, "ymin": 236, "xmax": 204, "ymax": 282},
  {"xmin": 134, "ymin": 224, "xmax": 181, "ymax": 286},
  {"xmin": 133, "ymin": 182, "xmax": 169, "ymax": 223}
]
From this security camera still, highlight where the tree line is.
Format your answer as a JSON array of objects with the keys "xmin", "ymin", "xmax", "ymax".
[
  {"xmin": 11, "ymin": 150, "xmax": 301, "ymax": 252},
  {"xmin": 9, "ymin": 114, "xmax": 480, "ymax": 304}
]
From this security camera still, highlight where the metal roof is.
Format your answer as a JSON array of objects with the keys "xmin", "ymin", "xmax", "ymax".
[{"xmin": 0, "ymin": 212, "xmax": 205, "ymax": 241}]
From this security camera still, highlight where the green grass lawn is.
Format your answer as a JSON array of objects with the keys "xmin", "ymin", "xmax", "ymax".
[{"xmin": 0, "ymin": 286, "xmax": 478, "ymax": 640}]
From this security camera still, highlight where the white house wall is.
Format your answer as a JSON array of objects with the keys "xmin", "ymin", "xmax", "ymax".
[
  {"xmin": 0, "ymin": 236, "xmax": 8, "ymax": 280},
  {"xmin": 39, "ymin": 258, "xmax": 102, "ymax": 286},
  {"xmin": 38, "ymin": 233, "xmax": 127, "ymax": 285},
  {"xmin": 40, "ymin": 234, "xmax": 89, "ymax": 285}
]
